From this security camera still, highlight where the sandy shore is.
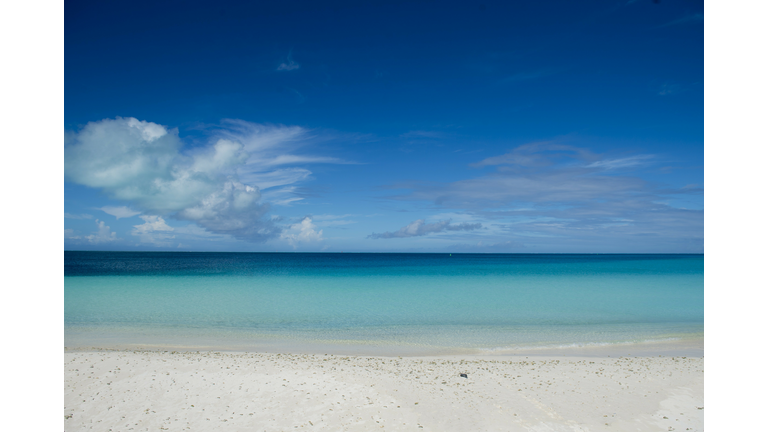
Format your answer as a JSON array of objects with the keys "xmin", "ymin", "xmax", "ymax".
[{"xmin": 64, "ymin": 350, "xmax": 703, "ymax": 431}]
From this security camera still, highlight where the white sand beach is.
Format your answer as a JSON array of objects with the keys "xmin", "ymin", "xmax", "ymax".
[{"xmin": 64, "ymin": 350, "xmax": 703, "ymax": 431}]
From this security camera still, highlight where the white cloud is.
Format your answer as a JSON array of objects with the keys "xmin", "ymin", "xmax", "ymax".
[
  {"xmin": 280, "ymin": 216, "xmax": 323, "ymax": 248},
  {"xmin": 64, "ymin": 213, "xmax": 93, "ymax": 219},
  {"xmin": 216, "ymin": 120, "xmax": 356, "ymax": 175},
  {"xmin": 84, "ymin": 219, "xmax": 118, "ymax": 244},
  {"xmin": 260, "ymin": 186, "xmax": 307, "ymax": 206},
  {"xmin": 269, "ymin": 196, "xmax": 304, "ymax": 206},
  {"xmin": 428, "ymin": 212, "xmax": 478, "ymax": 223},
  {"xmin": 99, "ymin": 206, "xmax": 141, "ymax": 219},
  {"xmin": 65, "ymin": 117, "xmax": 351, "ymax": 243},
  {"xmin": 239, "ymin": 168, "xmax": 311, "ymax": 190},
  {"xmin": 470, "ymin": 142, "xmax": 597, "ymax": 168},
  {"xmin": 65, "ymin": 117, "xmax": 271, "ymax": 241},
  {"xmin": 217, "ymin": 120, "xmax": 356, "ymax": 208},
  {"xmin": 132, "ymin": 215, "xmax": 175, "ymax": 246},
  {"xmin": 657, "ymin": 83, "xmax": 682, "ymax": 96},
  {"xmin": 262, "ymin": 155, "xmax": 351, "ymax": 167},
  {"xmin": 177, "ymin": 181, "xmax": 278, "ymax": 240},
  {"xmin": 311, "ymin": 214, "xmax": 358, "ymax": 221},
  {"xmin": 173, "ymin": 224, "xmax": 227, "ymax": 238},
  {"xmin": 385, "ymin": 143, "xmax": 703, "ymax": 251},
  {"xmin": 306, "ymin": 213, "xmax": 359, "ymax": 227},
  {"xmin": 65, "ymin": 117, "xmax": 346, "ymax": 242},
  {"xmin": 64, "ymin": 228, "xmax": 81, "ymax": 239},
  {"xmin": 586, "ymin": 155, "xmax": 654, "ymax": 170},
  {"xmin": 277, "ymin": 53, "xmax": 300, "ymax": 71},
  {"xmin": 314, "ymin": 219, "xmax": 356, "ymax": 227},
  {"xmin": 132, "ymin": 215, "xmax": 173, "ymax": 234},
  {"xmin": 400, "ymin": 131, "xmax": 447, "ymax": 139},
  {"xmin": 65, "ymin": 117, "xmax": 192, "ymax": 211},
  {"xmin": 394, "ymin": 144, "xmax": 655, "ymax": 207},
  {"xmin": 126, "ymin": 117, "xmax": 167, "ymax": 141},
  {"xmin": 657, "ymin": 13, "xmax": 703, "ymax": 29},
  {"xmin": 369, "ymin": 219, "xmax": 482, "ymax": 239}
]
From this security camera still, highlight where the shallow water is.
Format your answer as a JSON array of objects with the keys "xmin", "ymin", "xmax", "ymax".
[{"xmin": 65, "ymin": 252, "xmax": 703, "ymax": 354}]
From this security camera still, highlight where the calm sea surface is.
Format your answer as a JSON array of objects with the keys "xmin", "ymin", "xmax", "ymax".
[{"xmin": 65, "ymin": 252, "xmax": 703, "ymax": 354}]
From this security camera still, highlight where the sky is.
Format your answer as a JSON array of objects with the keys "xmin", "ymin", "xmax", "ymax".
[{"xmin": 64, "ymin": 0, "xmax": 704, "ymax": 253}]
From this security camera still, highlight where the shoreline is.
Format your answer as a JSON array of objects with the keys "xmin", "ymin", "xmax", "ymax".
[
  {"xmin": 65, "ymin": 349, "xmax": 704, "ymax": 431},
  {"xmin": 64, "ymin": 334, "xmax": 704, "ymax": 358}
]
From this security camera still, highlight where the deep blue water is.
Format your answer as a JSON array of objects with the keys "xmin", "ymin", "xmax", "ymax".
[{"xmin": 64, "ymin": 252, "xmax": 703, "ymax": 352}]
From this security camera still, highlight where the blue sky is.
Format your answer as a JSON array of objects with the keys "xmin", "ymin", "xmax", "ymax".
[{"xmin": 64, "ymin": 0, "xmax": 704, "ymax": 252}]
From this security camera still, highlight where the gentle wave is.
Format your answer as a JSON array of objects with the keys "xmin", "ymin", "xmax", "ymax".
[{"xmin": 477, "ymin": 337, "xmax": 686, "ymax": 353}]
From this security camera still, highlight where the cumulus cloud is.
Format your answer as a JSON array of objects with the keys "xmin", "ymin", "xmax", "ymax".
[
  {"xmin": 65, "ymin": 117, "xmax": 352, "ymax": 243},
  {"xmin": 64, "ymin": 117, "xmax": 275, "ymax": 242},
  {"xmin": 84, "ymin": 219, "xmax": 118, "ymax": 244},
  {"xmin": 132, "ymin": 215, "xmax": 175, "ymax": 246},
  {"xmin": 368, "ymin": 219, "xmax": 482, "ymax": 239},
  {"xmin": 177, "ymin": 181, "xmax": 279, "ymax": 241},
  {"xmin": 280, "ymin": 216, "xmax": 323, "ymax": 248},
  {"xmin": 99, "ymin": 206, "xmax": 141, "ymax": 219}
]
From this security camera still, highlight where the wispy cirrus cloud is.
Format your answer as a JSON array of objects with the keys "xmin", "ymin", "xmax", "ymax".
[
  {"xmin": 64, "ymin": 213, "xmax": 93, "ymax": 220},
  {"xmin": 277, "ymin": 52, "xmax": 300, "ymax": 71},
  {"xmin": 368, "ymin": 219, "xmax": 482, "ymax": 239},
  {"xmin": 586, "ymin": 155, "xmax": 654, "ymax": 169},
  {"xmin": 214, "ymin": 119, "xmax": 357, "ymax": 180},
  {"xmin": 657, "ymin": 13, "xmax": 703, "ymax": 29},
  {"xmin": 310, "ymin": 213, "xmax": 358, "ymax": 227},
  {"xmin": 240, "ymin": 168, "xmax": 312, "ymax": 190},
  {"xmin": 382, "ymin": 141, "xmax": 702, "ymax": 251},
  {"xmin": 470, "ymin": 142, "xmax": 598, "ymax": 168},
  {"xmin": 264, "ymin": 155, "xmax": 353, "ymax": 167},
  {"xmin": 657, "ymin": 82, "xmax": 683, "ymax": 96},
  {"xmin": 99, "ymin": 206, "xmax": 141, "ymax": 219},
  {"xmin": 400, "ymin": 131, "xmax": 448, "ymax": 139}
]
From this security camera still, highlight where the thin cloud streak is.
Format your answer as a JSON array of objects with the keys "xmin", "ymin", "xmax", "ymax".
[
  {"xmin": 381, "ymin": 142, "xmax": 702, "ymax": 251},
  {"xmin": 369, "ymin": 219, "xmax": 482, "ymax": 239},
  {"xmin": 657, "ymin": 13, "xmax": 703, "ymax": 29},
  {"xmin": 277, "ymin": 52, "xmax": 300, "ymax": 71},
  {"xmin": 586, "ymin": 155, "xmax": 654, "ymax": 169}
]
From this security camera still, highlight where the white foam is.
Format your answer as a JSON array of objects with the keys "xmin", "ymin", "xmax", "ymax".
[{"xmin": 477, "ymin": 337, "xmax": 683, "ymax": 353}]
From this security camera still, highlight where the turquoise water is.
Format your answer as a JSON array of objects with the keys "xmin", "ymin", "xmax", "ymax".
[{"xmin": 65, "ymin": 252, "xmax": 703, "ymax": 354}]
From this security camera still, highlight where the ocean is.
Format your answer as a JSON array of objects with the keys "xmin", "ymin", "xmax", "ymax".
[{"xmin": 64, "ymin": 252, "xmax": 703, "ymax": 355}]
